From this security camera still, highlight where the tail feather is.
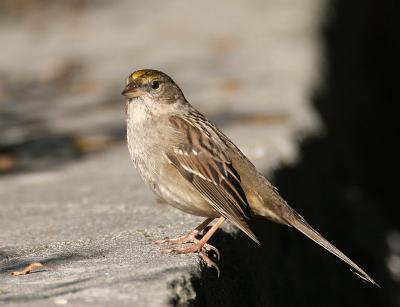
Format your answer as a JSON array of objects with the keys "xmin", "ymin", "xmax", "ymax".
[{"xmin": 283, "ymin": 208, "xmax": 379, "ymax": 287}]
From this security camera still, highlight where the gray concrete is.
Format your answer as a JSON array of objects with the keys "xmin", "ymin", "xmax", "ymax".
[
  {"xmin": 0, "ymin": 146, "xmax": 201, "ymax": 306},
  {"xmin": 0, "ymin": 0, "xmax": 323, "ymax": 306}
]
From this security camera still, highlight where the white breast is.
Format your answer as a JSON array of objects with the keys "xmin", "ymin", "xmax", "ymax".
[
  {"xmin": 125, "ymin": 99, "xmax": 218, "ymax": 217},
  {"xmin": 127, "ymin": 101, "xmax": 167, "ymax": 189}
]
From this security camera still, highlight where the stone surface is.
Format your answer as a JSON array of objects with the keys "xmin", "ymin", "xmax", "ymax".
[{"xmin": 0, "ymin": 146, "xmax": 202, "ymax": 306}]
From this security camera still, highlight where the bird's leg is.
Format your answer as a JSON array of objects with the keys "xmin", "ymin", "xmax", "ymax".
[
  {"xmin": 153, "ymin": 218, "xmax": 214, "ymax": 244},
  {"xmin": 162, "ymin": 217, "xmax": 225, "ymax": 253},
  {"xmin": 162, "ymin": 217, "xmax": 226, "ymax": 276}
]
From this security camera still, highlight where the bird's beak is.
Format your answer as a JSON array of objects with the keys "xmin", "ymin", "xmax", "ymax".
[{"xmin": 121, "ymin": 82, "xmax": 143, "ymax": 98}]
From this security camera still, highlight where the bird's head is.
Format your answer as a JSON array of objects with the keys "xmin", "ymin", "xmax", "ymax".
[{"xmin": 122, "ymin": 69, "xmax": 184, "ymax": 105}]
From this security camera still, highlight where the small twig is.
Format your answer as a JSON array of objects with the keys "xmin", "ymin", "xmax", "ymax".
[{"xmin": 11, "ymin": 262, "xmax": 46, "ymax": 276}]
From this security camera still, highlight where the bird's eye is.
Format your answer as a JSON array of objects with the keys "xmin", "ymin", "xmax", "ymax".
[{"xmin": 151, "ymin": 80, "xmax": 160, "ymax": 90}]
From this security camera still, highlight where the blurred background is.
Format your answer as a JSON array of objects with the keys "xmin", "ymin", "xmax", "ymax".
[
  {"xmin": 0, "ymin": 0, "xmax": 321, "ymax": 174},
  {"xmin": 0, "ymin": 0, "xmax": 399, "ymax": 306}
]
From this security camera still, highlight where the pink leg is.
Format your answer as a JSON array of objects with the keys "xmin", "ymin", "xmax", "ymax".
[
  {"xmin": 153, "ymin": 218, "xmax": 214, "ymax": 244},
  {"xmin": 162, "ymin": 217, "xmax": 226, "ymax": 276}
]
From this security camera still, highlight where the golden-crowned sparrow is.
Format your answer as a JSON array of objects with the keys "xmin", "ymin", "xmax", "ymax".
[{"xmin": 122, "ymin": 69, "xmax": 377, "ymax": 285}]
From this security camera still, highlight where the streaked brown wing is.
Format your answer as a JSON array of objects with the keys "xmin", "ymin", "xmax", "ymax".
[{"xmin": 165, "ymin": 116, "xmax": 260, "ymax": 244}]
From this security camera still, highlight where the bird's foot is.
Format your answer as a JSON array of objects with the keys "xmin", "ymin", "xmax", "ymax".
[
  {"xmin": 161, "ymin": 240, "xmax": 220, "ymax": 277},
  {"xmin": 152, "ymin": 229, "xmax": 199, "ymax": 245},
  {"xmin": 161, "ymin": 240, "xmax": 220, "ymax": 260},
  {"xmin": 201, "ymin": 242, "xmax": 220, "ymax": 261},
  {"xmin": 153, "ymin": 218, "xmax": 214, "ymax": 245}
]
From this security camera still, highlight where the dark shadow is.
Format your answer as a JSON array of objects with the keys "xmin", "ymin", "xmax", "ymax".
[
  {"xmin": 173, "ymin": 223, "xmax": 390, "ymax": 307},
  {"xmin": 176, "ymin": 0, "xmax": 400, "ymax": 306}
]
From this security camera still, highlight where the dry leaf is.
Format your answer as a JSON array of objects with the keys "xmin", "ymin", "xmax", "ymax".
[
  {"xmin": 11, "ymin": 262, "xmax": 46, "ymax": 276},
  {"xmin": 0, "ymin": 154, "xmax": 17, "ymax": 172},
  {"xmin": 72, "ymin": 136, "xmax": 112, "ymax": 153}
]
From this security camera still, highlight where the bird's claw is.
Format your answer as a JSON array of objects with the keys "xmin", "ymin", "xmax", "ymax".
[
  {"xmin": 202, "ymin": 243, "xmax": 220, "ymax": 261},
  {"xmin": 152, "ymin": 237, "xmax": 170, "ymax": 244},
  {"xmin": 152, "ymin": 232, "xmax": 198, "ymax": 245},
  {"xmin": 160, "ymin": 242, "xmax": 220, "ymax": 277},
  {"xmin": 199, "ymin": 251, "xmax": 220, "ymax": 278}
]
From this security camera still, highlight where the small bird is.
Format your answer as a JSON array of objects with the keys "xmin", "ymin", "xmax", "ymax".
[{"xmin": 122, "ymin": 69, "xmax": 378, "ymax": 285}]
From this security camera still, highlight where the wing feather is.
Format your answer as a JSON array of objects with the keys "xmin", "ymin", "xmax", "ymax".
[{"xmin": 165, "ymin": 115, "xmax": 260, "ymax": 244}]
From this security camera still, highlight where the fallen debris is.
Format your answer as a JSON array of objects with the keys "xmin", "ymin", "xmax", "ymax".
[{"xmin": 11, "ymin": 262, "xmax": 46, "ymax": 276}]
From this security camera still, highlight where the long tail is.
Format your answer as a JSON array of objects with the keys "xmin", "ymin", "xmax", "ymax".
[{"xmin": 281, "ymin": 205, "xmax": 379, "ymax": 286}]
